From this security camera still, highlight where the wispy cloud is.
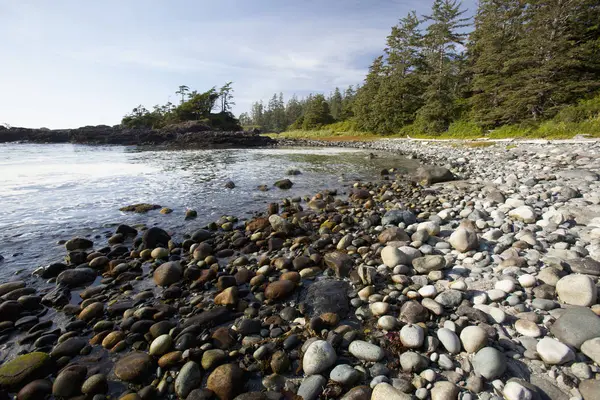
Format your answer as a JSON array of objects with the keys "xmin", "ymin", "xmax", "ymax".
[{"xmin": 0, "ymin": 0, "xmax": 477, "ymax": 128}]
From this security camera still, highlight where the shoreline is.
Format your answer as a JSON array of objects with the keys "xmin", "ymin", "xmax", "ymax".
[{"xmin": 0, "ymin": 140, "xmax": 599, "ymax": 399}]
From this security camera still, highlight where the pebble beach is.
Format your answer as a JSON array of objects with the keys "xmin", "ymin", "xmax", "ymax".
[{"xmin": 0, "ymin": 139, "xmax": 599, "ymax": 400}]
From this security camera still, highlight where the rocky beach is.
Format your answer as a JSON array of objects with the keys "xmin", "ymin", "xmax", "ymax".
[{"xmin": 1, "ymin": 138, "xmax": 600, "ymax": 400}]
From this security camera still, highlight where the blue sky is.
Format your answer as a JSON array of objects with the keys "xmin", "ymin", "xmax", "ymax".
[{"xmin": 0, "ymin": 0, "xmax": 477, "ymax": 128}]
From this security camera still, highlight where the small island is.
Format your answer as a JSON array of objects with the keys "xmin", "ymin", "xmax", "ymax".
[{"xmin": 0, "ymin": 84, "xmax": 274, "ymax": 148}]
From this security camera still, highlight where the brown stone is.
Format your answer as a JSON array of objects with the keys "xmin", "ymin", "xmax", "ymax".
[
  {"xmin": 264, "ymin": 280, "xmax": 295, "ymax": 300},
  {"xmin": 207, "ymin": 364, "xmax": 245, "ymax": 400}
]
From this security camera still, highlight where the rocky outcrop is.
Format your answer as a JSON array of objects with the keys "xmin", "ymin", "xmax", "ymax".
[{"xmin": 0, "ymin": 122, "xmax": 274, "ymax": 147}]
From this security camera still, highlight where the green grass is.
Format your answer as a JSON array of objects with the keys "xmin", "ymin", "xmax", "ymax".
[{"xmin": 265, "ymin": 114, "xmax": 600, "ymax": 142}]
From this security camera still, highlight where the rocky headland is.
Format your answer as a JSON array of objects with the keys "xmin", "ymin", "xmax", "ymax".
[
  {"xmin": 0, "ymin": 122, "xmax": 274, "ymax": 147},
  {"xmin": 0, "ymin": 139, "xmax": 599, "ymax": 400}
]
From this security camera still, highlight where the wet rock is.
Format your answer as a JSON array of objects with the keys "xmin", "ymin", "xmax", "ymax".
[
  {"xmin": 274, "ymin": 179, "xmax": 293, "ymax": 189},
  {"xmin": 206, "ymin": 363, "xmax": 244, "ymax": 400},
  {"xmin": 0, "ymin": 352, "xmax": 51, "ymax": 390},
  {"xmin": 175, "ymin": 361, "xmax": 202, "ymax": 398},
  {"xmin": 16, "ymin": 379, "xmax": 52, "ymax": 400},
  {"xmin": 52, "ymin": 364, "xmax": 86, "ymax": 398},
  {"xmin": 65, "ymin": 237, "xmax": 93, "ymax": 251},
  {"xmin": 81, "ymin": 373, "xmax": 108, "ymax": 395},
  {"xmin": 50, "ymin": 337, "xmax": 87, "ymax": 358},
  {"xmin": 142, "ymin": 227, "xmax": 171, "ymax": 248},
  {"xmin": 114, "ymin": 352, "xmax": 153, "ymax": 382},
  {"xmin": 153, "ymin": 261, "xmax": 182, "ymax": 286},
  {"xmin": 57, "ymin": 268, "xmax": 97, "ymax": 288}
]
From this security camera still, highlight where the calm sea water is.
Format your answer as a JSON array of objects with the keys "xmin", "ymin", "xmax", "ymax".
[{"xmin": 0, "ymin": 143, "xmax": 418, "ymax": 280}]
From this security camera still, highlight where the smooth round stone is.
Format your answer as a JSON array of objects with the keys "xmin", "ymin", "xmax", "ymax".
[
  {"xmin": 418, "ymin": 285, "xmax": 437, "ymax": 298},
  {"xmin": 330, "ymin": 364, "xmax": 361, "ymax": 385},
  {"xmin": 175, "ymin": 361, "xmax": 202, "ymax": 398},
  {"xmin": 460, "ymin": 326, "xmax": 488, "ymax": 353},
  {"xmin": 400, "ymin": 324, "xmax": 424, "ymax": 349},
  {"xmin": 297, "ymin": 375, "xmax": 327, "ymax": 400},
  {"xmin": 472, "ymin": 347, "xmax": 507, "ymax": 380},
  {"xmin": 149, "ymin": 334, "xmax": 173, "ymax": 356},
  {"xmin": 431, "ymin": 381, "xmax": 459, "ymax": 400},
  {"xmin": 556, "ymin": 274, "xmax": 597, "ymax": 306},
  {"xmin": 581, "ymin": 337, "xmax": 600, "ymax": 364},
  {"xmin": 381, "ymin": 246, "xmax": 407, "ymax": 268},
  {"xmin": 495, "ymin": 280, "xmax": 516, "ymax": 293},
  {"xmin": 349, "ymin": 340, "xmax": 384, "ymax": 362},
  {"xmin": 399, "ymin": 351, "xmax": 428, "ymax": 373},
  {"xmin": 437, "ymin": 328, "xmax": 461, "ymax": 354},
  {"xmin": 487, "ymin": 289, "xmax": 507, "ymax": 302},
  {"xmin": 370, "ymin": 302, "xmax": 390, "ymax": 316},
  {"xmin": 450, "ymin": 281, "xmax": 467, "ymax": 291},
  {"xmin": 378, "ymin": 316, "xmax": 398, "ymax": 330},
  {"xmin": 515, "ymin": 320, "xmax": 541, "ymax": 338},
  {"xmin": 303, "ymin": 340, "xmax": 336, "ymax": 375},
  {"xmin": 536, "ymin": 338, "xmax": 575, "ymax": 365},
  {"xmin": 503, "ymin": 381, "xmax": 532, "ymax": 400},
  {"xmin": 371, "ymin": 383, "xmax": 411, "ymax": 400},
  {"xmin": 81, "ymin": 374, "xmax": 108, "ymax": 395},
  {"xmin": 518, "ymin": 274, "xmax": 536, "ymax": 288}
]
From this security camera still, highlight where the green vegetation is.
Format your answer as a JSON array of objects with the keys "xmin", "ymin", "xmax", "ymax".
[
  {"xmin": 122, "ymin": 83, "xmax": 241, "ymax": 131},
  {"xmin": 249, "ymin": 0, "xmax": 600, "ymax": 139}
]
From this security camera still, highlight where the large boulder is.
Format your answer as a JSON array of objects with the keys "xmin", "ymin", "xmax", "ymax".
[
  {"xmin": 415, "ymin": 166, "xmax": 455, "ymax": 185},
  {"xmin": 142, "ymin": 227, "xmax": 171, "ymax": 248}
]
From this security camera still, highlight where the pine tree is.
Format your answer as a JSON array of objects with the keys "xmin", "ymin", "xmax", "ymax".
[
  {"xmin": 372, "ymin": 11, "xmax": 424, "ymax": 133},
  {"xmin": 354, "ymin": 56, "xmax": 385, "ymax": 132},
  {"xmin": 329, "ymin": 88, "xmax": 344, "ymax": 120},
  {"xmin": 302, "ymin": 94, "xmax": 334, "ymax": 130},
  {"xmin": 415, "ymin": 0, "xmax": 470, "ymax": 133},
  {"xmin": 469, "ymin": 0, "xmax": 526, "ymax": 127},
  {"xmin": 505, "ymin": 0, "xmax": 600, "ymax": 122},
  {"xmin": 285, "ymin": 95, "xmax": 304, "ymax": 127}
]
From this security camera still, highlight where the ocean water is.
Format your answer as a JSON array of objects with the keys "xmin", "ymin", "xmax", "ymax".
[{"xmin": 0, "ymin": 143, "xmax": 418, "ymax": 280}]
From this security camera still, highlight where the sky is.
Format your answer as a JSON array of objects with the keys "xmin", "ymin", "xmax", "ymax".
[{"xmin": 0, "ymin": 0, "xmax": 477, "ymax": 129}]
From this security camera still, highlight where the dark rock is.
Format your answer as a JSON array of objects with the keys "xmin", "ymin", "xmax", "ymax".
[
  {"xmin": 0, "ymin": 352, "xmax": 51, "ymax": 390},
  {"xmin": 550, "ymin": 307, "xmax": 600, "ymax": 349},
  {"xmin": 52, "ymin": 365, "xmax": 86, "ymax": 398},
  {"xmin": 303, "ymin": 280, "xmax": 350, "ymax": 318},
  {"xmin": 274, "ymin": 179, "xmax": 293, "ymax": 189},
  {"xmin": 183, "ymin": 307, "xmax": 234, "ymax": 329},
  {"xmin": 116, "ymin": 224, "xmax": 138, "ymax": 237},
  {"xmin": 324, "ymin": 252, "xmax": 354, "ymax": 277},
  {"xmin": 17, "ymin": 379, "xmax": 52, "ymax": 400},
  {"xmin": 568, "ymin": 257, "xmax": 600, "ymax": 276},
  {"xmin": 381, "ymin": 210, "xmax": 416, "ymax": 226},
  {"xmin": 65, "ymin": 238, "xmax": 93, "ymax": 251},
  {"xmin": 0, "ymin": 301, "xmax": 22, "ymax": 322},
  {"xmin": 41, "ymin": 286, "xmax": 70, "ymax": 307},
  {"xmin": 207, "ymin": 364, "xmax": 245, "ymax": 400},
  {"xmin": 114, "ymin": 352, "xmax": 153, "ymax": 382},
  {"xmin": 415, "ymin": 166, "xmax": 455, "ymax": 184},
  {"xmin": 143, "ymin": 227, "xmax": 171, "ymax": 248},
  {"xmin": 56, "ymin": 268, "xmax": 96, "ymax": 288},
  {"xmin": 39, "ymin": 263, "xmax": 68, "ymax": 279},
  {"xmin": 50, "ymin": 337, "xmax": 87, "ymax": 358}
]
